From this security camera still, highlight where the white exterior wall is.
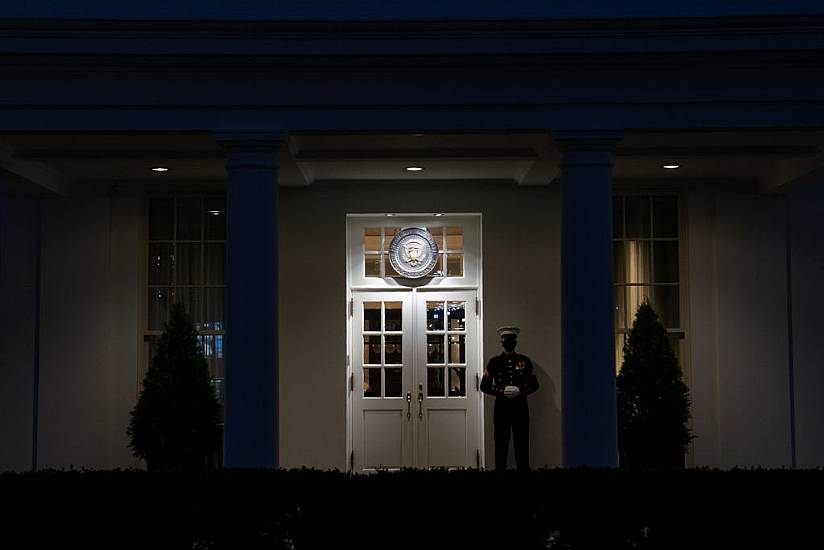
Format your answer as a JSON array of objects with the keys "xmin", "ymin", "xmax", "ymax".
[
  {"xmin": 688, "ymin": 190, "xmax": 794, "ymax": 468},
  {"xmin": 789, "ymin": 184, "xmax": 824, "ymax": 468},
  {"xmin": 4, "ymin": 183, "xmax": 821, "ymax": 471},
  {"xmin": 685, "ymin": 190, "xmax": 721, "ymax": 467},
  {"xmin": 715, "ymin": 193, "xmax": 792, "ymax": 467},
  {"xmin": 279, "ymin": 182, "xmax": 562, "ymax": 470},
  {"xmin": 0, "ymin": 196, "xmax": 38, "ymax": 472},
  {"xmin": 37, "ymin": 195, "xmax": 141, "ymax": 469}
]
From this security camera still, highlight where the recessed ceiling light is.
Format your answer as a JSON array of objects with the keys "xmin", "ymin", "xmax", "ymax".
[
  {"xmin": 663, "ymin": 164, "xmax": 680, "ymax": 170},
  {"xmin": 386, "ymin": 213, "xmax": 395, "ymax": 217},
  {"xmin": 208, "ymin": 210, "xmax": 223, "ymax": 216},
  {"xmin": 151, "ymin": 167, "xmax": 170, "ymax": 172},
  {"xmin": 434, "ymin": 213, "xmax": 444, "ymax": 217},
  {"xmin": 406, "ymin": 166, "xmax": 424, "ymax": 172}
]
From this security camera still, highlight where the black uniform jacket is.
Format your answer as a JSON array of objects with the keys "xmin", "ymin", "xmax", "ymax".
[{"xmin": 480, "ymin": 352, "xmax": 539, "ymax": 407}]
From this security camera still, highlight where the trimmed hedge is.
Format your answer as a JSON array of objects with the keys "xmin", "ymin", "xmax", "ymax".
[{"xmin": 0, "ymin": 468, "xmax": 819, "ymax": 549}]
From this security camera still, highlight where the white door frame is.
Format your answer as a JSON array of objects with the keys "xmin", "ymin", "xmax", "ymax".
[
  {"xmin": 346, "ymin": 214, "xmax": 484, "ymax": 472},
  {"xmin": 351, "ymin": 290, "xmax": 415, "ymax": 471},
  {"xmin": 350, "ymin": 288, "xmax": 481, "ymax": 471},
  {"xmin": 413, "ymin": 288, "xmax": 480, "ymax": 469}
]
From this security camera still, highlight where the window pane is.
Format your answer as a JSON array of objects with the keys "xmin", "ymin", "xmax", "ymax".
[
  {"xmin": 624, "ymin": 241, "xmax": 652, "ymax": 284},
  {"xmin": 447, "ymin": 301, "xmax": 466, "ymax": 331},
  {"xmin": 383, "ymin": 227, "xmax": 400, "ymax": 251},
  {"xmin": 446, "ymin": 254, "xmax": 464, "ymax": 277},
  {"xmin": 613, "ymin": 241, "xmax": 626, "ymax": 284},
  {"xmin": 364, "ymin": 228, "xmax": 381, "ymax": 252},
  {"xmin": 432, "ymin": 255, "xmax": 445, "ymax": 277},
  {"xmin": 210, "ymin": 378, "xmax": 225, "ymax": 411},
  {"xmin": 427, "ymin": 368, "xmax": 445, "ymax": 397},
  {"xmin": 615, "ymin": 333, "xmax": 625, "ymax": 374},
  {"xmin": 668, "ymin": 333, "xmax": 683, "ymax": 362},
  {"xmin": 385, "ymin": 302, "xmax": 402, "ymax": 331},
  {"xmin": 148, "ymin": 243, "xmax": 173, "ymax": 286},
  {"xmin": 213, "ymin": 336, "xmax": 226, "ymax": 379},
  {"xmin": 365, "ymin": 255, "xmax": 381, "ymax": 277},
  {"xmin": 204, "ymin": 197, "xmax": 226, "ymax": 240},
  {"xmin": 613, "ymin": 196, "xmax": 624, "ymax": 238},
  {"xmin": 446, "ymin": 227, "xmax": 463, "ymax": 250},
  {"xmin": 427, "ymin": 334, "xmax": 445, "ymax": 364},
  {"xmin": 652, "ymin": 285, "xmax": 681, "ymax": 329},
  {"xmin": 427, "ymin": 302, "xmax": 444, "ymax": 331},
  {"xmin": 148, "ymin": 287, "xmax": 172, "ymax": 330},
  {"xmin": 204, "ymin": 243, "xmax": 225, "ymax": 285},
  {"xmin": 204, "ymin": 288, "xmax": 225, "ymax": 331},
  {"xmin": 426, "ymin": 228, "xmax": 444, "ymax": 251},
  {"xmin": 385, "ymin": 368, "xmax": 403, "ymax": 398},
  {"xmin": 614, "ymin": 286, "xmax": 626, "ymax": 330},
  {"xmin": 147, "ymin": 335, "xmax": 161, "ymax": 363},
  {"xmin": 176, "ymin": 243, "xmax": 202, "ymax": 285},
  {"xmin": 215, "ymin": 335, "xmax": 225, "ymax": 366},
  {"xmin": 448, "ymin": 334, "xmax": 466, "ymax": 364},
  {"xmin": 177, "ymin": 287, "xmax": 203, "ymax": 330},
  {"xmin": 625, "ymin": 196, "xmax": 651, "ymax": 238},
  {"xmin": 363, "ymin": 368, "xmax": 381, "ymax": 397},
  {"xmin": 363, "ymin": 302, "xmax": 381, "ymax": 332},
  {"xmin": 384, "ymin": 256, "xmax": 400, "ymax": 278},
  {"xmin": 448, "ymin": 368, "xmax": 466, "ymax": 397},
  {"xmin": 363, "ymin": 335, "xmax": 381, "ymax": 364},
  {"xmin": 198, "ymin": 332, "xmax": 211, "ymax": 361},
  {"xmin": 626, "ymin": 286, "xmax": 653, "ymax": 327},
  {"xmin": 654, "ymin": 241, "xmax": 679, "ymax": 283},
  {"xmin": 385, "ymin": 335, "xmax": 403, "ymax": 365},
  {"xmin": 149, "ymin": 198, "xmax": 174, "ymax": 240},
  {"xmin": 176, "ymin": 197, "xmax": 202, "ymax": 241},
  {"xmin": 653, "ymin": 196, "xmax": 678, "ymax": 238}
]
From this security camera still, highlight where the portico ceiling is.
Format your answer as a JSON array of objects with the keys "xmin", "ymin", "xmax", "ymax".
[{"xmin": 1, "ymin": 129, "xmax": 822, "ymax": 196}]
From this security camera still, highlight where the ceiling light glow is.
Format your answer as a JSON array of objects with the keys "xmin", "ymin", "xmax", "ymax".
[
  {"xmin": 663, "ymin": 164, "xmax": 680, "ymax": 170},
  {"xmin": 405, "ymin": 166, "xmax": 424, "ymax": 172},
  {"xmin": 151, "ymin": 167, "xmax": 170, "ymax": 172}
]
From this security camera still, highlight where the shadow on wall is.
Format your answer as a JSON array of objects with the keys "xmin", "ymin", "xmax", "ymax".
[
  {"xmin": 529, "ymin": 363, "xmax": 561, "ymax": 468},
  {"xmin": 483, "ymin": 364, "xmax": 561, "ymax": 469}
]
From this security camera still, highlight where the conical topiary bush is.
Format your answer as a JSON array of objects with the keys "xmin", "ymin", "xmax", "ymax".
[
  {"xmin": 127, "ymin": 302, "xmax": 220, "ymax": 471},
  {"xmin": 617, "ymin": 301, "xmax": 692, "ymax": 469}
]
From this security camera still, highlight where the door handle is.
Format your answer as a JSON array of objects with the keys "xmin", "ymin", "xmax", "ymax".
[
  {"xmin": 406, "ymin": 392, "xmax": 412, "ymax": 420},
  {"xmin": 418, "ymin": 383, "xmax": 423, "ymax": 420}
]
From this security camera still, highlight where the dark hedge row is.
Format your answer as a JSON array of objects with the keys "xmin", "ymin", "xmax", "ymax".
[{"xmin": 0, "ymin": 468, "xmax": 819, "ymax": 549}]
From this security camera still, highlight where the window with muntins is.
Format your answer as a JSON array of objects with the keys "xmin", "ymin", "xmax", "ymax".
[
  {"xmin": 363, "ymin": 225, "xmax": 464, "ymax": 278},
  {"xmin": 613, "ymin": 195, "xmax": 683, "ymax": 372},
  {"xmin": 145, "ymin": 195, "xmax": 227, "ymax": 418}
]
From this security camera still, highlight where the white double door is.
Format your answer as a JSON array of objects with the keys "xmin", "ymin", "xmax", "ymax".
[{"xmin": 351, "ymin": 290, "xmax": 481, "ymax": 471}]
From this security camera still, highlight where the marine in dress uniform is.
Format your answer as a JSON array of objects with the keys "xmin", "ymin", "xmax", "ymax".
[{"xmin": 480, "ymin": 327, "xmax": 539, "ymax": 472}]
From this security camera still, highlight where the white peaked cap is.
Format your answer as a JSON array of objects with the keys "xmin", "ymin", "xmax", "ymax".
[{"xmin": 497, "ymin": 326, "xmax": 520, "ymax": 337}]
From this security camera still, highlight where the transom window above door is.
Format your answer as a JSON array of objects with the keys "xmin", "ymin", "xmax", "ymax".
[
  {"xmin": 348, "ymin": 214, "xmax": 480, "ymax": 289},
  {"xmin": 363, "ymin": 226, "xmax": 464, "ymax": 279}
]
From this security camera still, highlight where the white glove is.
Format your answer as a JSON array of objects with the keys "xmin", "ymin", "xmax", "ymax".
[{"xmin": 503, "ymin": 385, "xmax": 521, "ymax": 399}]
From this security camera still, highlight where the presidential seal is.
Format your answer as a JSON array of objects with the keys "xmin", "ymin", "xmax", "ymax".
[{"xmin": 388, "ymin": 227, "xmax": 439, "ymax": 278}]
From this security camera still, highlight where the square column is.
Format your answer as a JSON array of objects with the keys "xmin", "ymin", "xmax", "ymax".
[
  {"xmin": 554, "ymin": 130, "xmax": 622, "ymax": 468},
  {"xmin": 217, "ymin": 132, "xmax": 285, "ymax": 469}
]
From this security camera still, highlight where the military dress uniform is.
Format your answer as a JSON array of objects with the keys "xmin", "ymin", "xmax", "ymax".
[{"xmin": 481, "ymin": 350, "xmax": 539, "ymax": 472}]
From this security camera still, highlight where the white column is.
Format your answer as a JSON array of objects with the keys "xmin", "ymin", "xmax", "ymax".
[
  {"xmin": 554, "ymin": 130, "xmax": 621, "ymax": 468},
  {"xmin": 217, "ymin": 132, "xmax": 285, "ymax": 469}
]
